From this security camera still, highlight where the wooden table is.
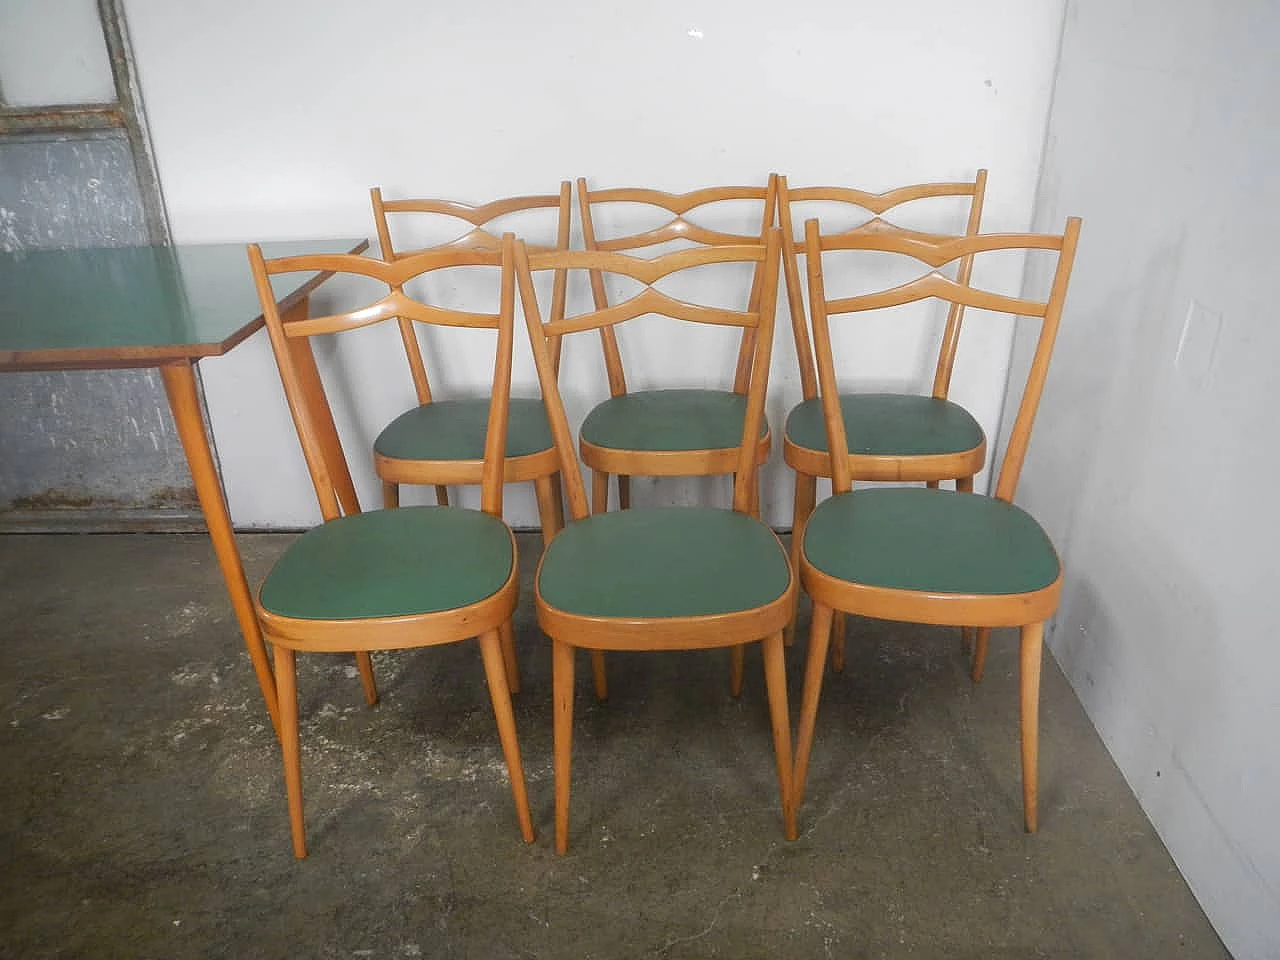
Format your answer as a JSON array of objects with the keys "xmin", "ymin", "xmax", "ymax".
[{"xmin": 0, "ymin": 239, "xmax": 368, "ymax": 736}]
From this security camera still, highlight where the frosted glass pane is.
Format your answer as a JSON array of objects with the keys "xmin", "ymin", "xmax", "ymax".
[{"xmin": 0, "ymin": 0, "xmax": 116, "ymax": 107}]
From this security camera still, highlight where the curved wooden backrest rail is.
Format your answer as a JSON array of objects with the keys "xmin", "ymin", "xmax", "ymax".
[{"xmin": 804, "ymin": 215, "xmax": 1083, "ymax": 504}]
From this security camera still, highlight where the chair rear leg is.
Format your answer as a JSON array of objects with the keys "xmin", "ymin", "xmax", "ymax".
[
  {"xmin": 1020, "ymin": 621, "xmax": 1044, "ymax": 833},
  {"xmin": 786, "ymin": 473, "xmax": 817, "ymax": 645},
  {"xmin": 761, "ymin": 631, "xmax": 796, "ymax": 840},
  {"xmin": 617, "ymin": 475, "xmax": 630, "ymax": 509},
  {"xmin": 355, "ymin": 652, "xmax": 378, "ymax": 705},
  {"xmin": 477, "ymin": 628, "xmax": 535, "ymax": 843},
  {"xmin": 534, "ymin": 475, "xmax": 563, "ymax": 546},
  {"xmin": 382, "ymin": 480, "xmax": 399, "ymax": 509},
  {"xmin": 793, "ymin": 603, "xmax": 834, "ymax": 817},
  {"xmin": 730, "ymin": 645, "xmax": 745, "ymax": 697},
  {"xmin": 590, "ymin": 650, "xmax": 608, "ymax": 701},
  {"xmin": 591, "ymin": 470, "xmax": 609, "ymax": 514},
  {"xmin": 971, "ymin": 627, "xmax": 992, "ymax": 682},
  {"xmin": 273, "ymin": 645, "xmax": 307, "ymax": 859},
  {"xmin": 434, "ymin": 485, "xmax": 450, "ymax": 506},
  {"xmin": 553, "ymin": 639, "xmax": 576, "ymax": 854}
]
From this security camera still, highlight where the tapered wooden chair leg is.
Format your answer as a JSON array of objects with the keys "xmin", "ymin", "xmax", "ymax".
[
  {"xmin": 956, "ymin": 475, "xmax": 974, "ymax": 493},
  {"xmin": 1020, "ymin": 621, "xmax": 1044, "ymax": 833},
  {"xmin": 382, "ymin": 480, "xmax": 399, "ymax": 509},
  {"xmin": 830, "ymin": 612, "xmax": 846, "ymax": 672},
  {"xmin": 591, "ymin": 469, "xmax": 609, "ymax": 514},
  {"xmin": 534, "ymin": 474, "xmax": 562, "ymax": 546},
  {"xmin": 590, "ymin": 650, "xmax": 608, "ymax": 701},
  {"xmin": 729, "ymin": 645, "xmax": 745, "ymax": 697},
  {"xmin": 434, "ymin": 485, "xmax": 450, "ymax": 506},
  {"xmin": 971, "ymin": 627, "xmax": 992, "ymax": 682},
  {"xmin": 786, "ymin": 473, "xmax": 816, "ymax": 645},
  {"xmin": 793, "ymin": 603, "xmax": 834, "ymax": 816},
  {"xmin": 926, "ymin": 480, "xmax": 939, "ymax": 489},
  {"xmin": 499, "ymin": 620, "xmax": 520, "ymax": 694},
  {"xmin": 617, "ymin": 475, "xmax": 630, "ymax": 509},
  {"xmin": 274, "ymin": 645, "xmax": 307, "ymax": 859},
  {"xmin": 761, "ymin": 631, "xmax": 796, "ymax": 840},
  {"xmin": 961, "ymin": 626, "xmax": 975, "ymax": 652},
  {"xmin": 477, "ymin": 628, "xmax": 535, "ymax": 843},
  {"xmin": 355, "ymin": 652, "xmax": 378, "ymax": 705},
  {"xmin": 553, "ymin": 639, "xmax": 576, "ymax": 854}
]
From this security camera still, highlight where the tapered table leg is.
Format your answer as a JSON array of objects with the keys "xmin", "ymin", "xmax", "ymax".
[{"xmin": 160, "ymin": 360, "xmax": 280, "ymax": 738}]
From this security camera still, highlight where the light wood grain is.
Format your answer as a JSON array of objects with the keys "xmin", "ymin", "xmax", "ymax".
[
  {"xmin": 247, "ymin": 237, "xmax": 532, "ymax": 857},
  {"xmin": 792, "ymin": 215, "xmax": 1083, "ymax": 835}
]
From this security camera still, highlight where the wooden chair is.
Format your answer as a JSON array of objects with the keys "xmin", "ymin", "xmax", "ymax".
[
  {"xmin": 574, "ymin": 177, "xmax": 778, "ymax": 516},
  {"xmin": 791, "ymin": 215, "xmax": 1082, "ymax": 834},
  {"xmin": 513, "ymin": 232, "xmax": 798, "ymax": 854},
  {"xmin": 369, "ymin": 184, "xmax": 572, "ymax": 547},
  {"xmin": 246, "ymin": 236, "xmax": 534, "ymax": 858},
  {"xmin": 778, "ymin": 174, "xmax": 987, "ymax": 662}
]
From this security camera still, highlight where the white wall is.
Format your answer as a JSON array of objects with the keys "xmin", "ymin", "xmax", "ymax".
[
  {"xmin": 121, "ymin": 0, "xmax": 1064, "ymax": 528},
  {"xmin": 1004, "ymin": 1, "xmax": 1280, "ymax": 955}
]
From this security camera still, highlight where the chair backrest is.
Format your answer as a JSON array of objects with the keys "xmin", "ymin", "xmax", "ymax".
[
  {"xmin": 803, "ymin": 216, "xmax": 1081, "ymax": 503},
  {"xmin": 369, "ymin": 184, "xmax": 572, "ymax": 399},
  {"xmin": 576, "ymin": 176, "xmax": 779, "ymax": 397},
  {"xmin": 246, "ymin": 238, "xmax": 517, "ymax": 522},
  {"xmin": 515, "ymin": 231, "xmax": 783, "ymax": 521},
  {"xmin": 778, "ymin": 173, "xmax": 987, "ymax": 401}
]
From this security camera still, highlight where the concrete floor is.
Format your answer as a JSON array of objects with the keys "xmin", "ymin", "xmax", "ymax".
[{"xmin": 0, "ymin": 531, "xmax": 1227, "ymax": 959}]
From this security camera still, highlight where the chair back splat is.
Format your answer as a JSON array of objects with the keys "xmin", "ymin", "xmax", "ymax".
[
  {"xmin": 577, "ymin": 177, "xmax": 779, "ymax": 398},
  {"xmin": 802, "ymin": 216, "xmax": 1082, "ymax": 503},
  {"xmin": 517, "ymin": 233, "xmax": 782, "ymax": 519},
  {"xmin": 778, "ymin": 173, "xmax": 987, "ymax": 403},
  {"xmin": 247, "ymin": 239, "xmax": 518, "ymax": 520}
]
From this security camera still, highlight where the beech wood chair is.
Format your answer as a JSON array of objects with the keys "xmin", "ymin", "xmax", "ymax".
[
  {"xmin": 246, "ymin": 236, "xmax": 534, "ymax": 858},
  {"xmin": 574, "ymin": 177, "xmax": 778, "ymax": 516},
  {"xmin": 777, "ymin": 173, "xmax": 988, "ymax": 664},
  {"xmin": 791, "ymin": 215, "xmax": 1081, "ymax": 834},
  {"xmin": 369, "ymin": 184, "xmax": 572, "ymax": 547},
  {"xmin": 514, "ymin": 233, "xmax": 797, "ymax": 854}
]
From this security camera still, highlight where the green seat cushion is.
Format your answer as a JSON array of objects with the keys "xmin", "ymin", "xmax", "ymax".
[
  {"xmin": 374, "ymin": 397, "xmax": 553, "ymax": 462},
  {"xmin": 785, "ymin": 393, "xmax": 984, "ymax": 456},
  {"xmin": 539, "ymin": 506, "xmax": 790, "ymax": 618},
  {"xmin": 580, "ymin": 389, "xmax": 767, "ymax": 453},
  {"xmin": 260, "ymin": 506, "xmax": 513, "ymax": 621},
  {"xmin": 803, "ymin": 488, "xmax": 1059, "ymax": 596}
]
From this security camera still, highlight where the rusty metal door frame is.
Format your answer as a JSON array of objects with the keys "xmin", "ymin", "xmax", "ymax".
[{"xmin": 0, "ymin": 0, "xmax": 170, "ymax": 245}]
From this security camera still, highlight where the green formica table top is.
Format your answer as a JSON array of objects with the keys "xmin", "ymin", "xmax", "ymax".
[{"xmin": 0, "ymin": 239, "xmax": 366, "ymax": 371}]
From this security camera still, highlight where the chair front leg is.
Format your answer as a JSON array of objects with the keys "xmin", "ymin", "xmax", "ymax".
[
  {"xmin": 830, "ymin": 612, "xmax": 847, "ymax": 672},
  {"xmin": 273, "ymin": 644, "xmax": 307, "ymax": 859},
  {"xmin": 793, "ymin": 602, "xmax": 834, "ymax": 818},
  {"xmin": 499, "ymin": 620, "xmax": 520, "ymax": 694},
  {"xmin": 477, "ymin": 627, "xmax": 535, "ymax": 843},
  {"xmin": 761, "ymin": 631, "xmax": 796, "ymax": 840},
  {"xmin": 553, "ymin": 639, "xmax": 577, "ymax": 854},
  {"xmin": 1020, "ymin": 621, "xmax": 1044, "ymax": 833}
]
